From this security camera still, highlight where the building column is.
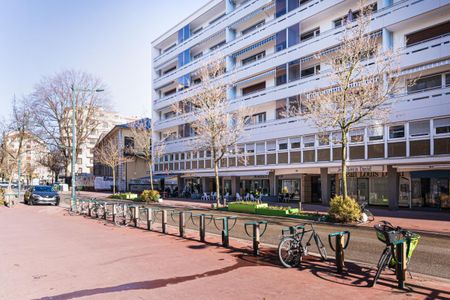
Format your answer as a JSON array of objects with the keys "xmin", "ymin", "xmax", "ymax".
[
  {"xmin": 269, "ymin": 171, "xmax": 276, "ymax": 196},
  {"xmin": 231, "ymin": 176, "xmax": 240, "ymax": 196},
  {"xmin": 320, "ymin": 168, "xmax": 331, "ymax": 205},
  {"xmin": 387, "ymin": 165, "xmax": 399, "ymax": 210},
  {"xmin": 382, "ymin": 28, "xmax": 393, "ymax": 50},
  {"xmin": 301, "ymin": 175, "xmax": 312, "ymax": 203},
  {"xmin": 177, "ymin": 175, "xmax": 184, "ymax": 196}
]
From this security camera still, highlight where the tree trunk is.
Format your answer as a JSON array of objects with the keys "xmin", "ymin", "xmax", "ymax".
[
  {"xmin": 112, "ymin": 167, "xmax": 116, "ymax": 195},
  {"xmin": 341, "ymin": 129, "xmax": 348, "ymax": 199},
  {"xmin": 213, "ymin": 160, "xmax": 220, "ymax": 207},
  {"xmin": 149, "ymin": 161, "xmax": 154, "ymax": 190}
]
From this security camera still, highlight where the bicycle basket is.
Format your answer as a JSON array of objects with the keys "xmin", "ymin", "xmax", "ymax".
[{"xmin": 374, "ymin": 223, "xmax": 401, "ymax": 246}]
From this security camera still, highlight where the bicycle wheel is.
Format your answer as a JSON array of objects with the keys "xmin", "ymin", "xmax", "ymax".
[
  {"xmin": 125, "ymin": 207, "xmax": 134, "ymax": 226},
  {"xmin": 96, "ymin": 205, "xmax": 105, "ymax": 219},
  {"xmin": 114, "ymin": 207, "xmax": 126, "ymax": 227},
  {"xmin": 278, "ymin": 237, "xmax": 301, "ymax": 268},
  {"xmin": 314, "ymin": 234, "xmax": 328, "ymax": 260},
  {"xmin": 372, "ymin": 248, "xmax": 392, "ymax": 287}
]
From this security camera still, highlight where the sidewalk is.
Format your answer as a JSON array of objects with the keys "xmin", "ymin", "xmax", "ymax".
[
  {"xmin": 1, "ymin": 204, "xmax": 450, "ymax": 300},
  {"xmin": 71, "ymin": 191, "xmax": 450, "ymax": 236}
]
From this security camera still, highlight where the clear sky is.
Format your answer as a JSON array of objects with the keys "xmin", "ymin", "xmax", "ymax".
[{"xmin": 0, "ymin": 0, "xmax": 210, "ymax": 120}]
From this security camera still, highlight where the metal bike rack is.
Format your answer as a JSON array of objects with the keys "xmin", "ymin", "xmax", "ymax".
[
  {"xmin": 128, "ymin": 205, "xmax": 140, "ymax": 227},
  {"xmin": 189, "ymin": 213, "xmax": 213, "ymax": 242},
  {"xmin": 169, "ymin": 210, "xmax": 188, "ymax": 237},
  {"xmin": 213, "ymin": 216, "xmax": 238, "ymax": 247},
  {"xmin": 244, "ymin": 221, "xmax": 268, "ymax": 255},
  {"xmin": 328, "ymin": 231, "xmax": 351, "ymax": 274},
  {"xmin": 392, "ymin": 238, "xmax": 409, "ymax": 289},
  {"xmin": 151, "ymin": 208, "xmax": 167, "ymax": 233},
  {"xmin": 281, "ymin": 224, "xmax": 305, "ymax": 236}
]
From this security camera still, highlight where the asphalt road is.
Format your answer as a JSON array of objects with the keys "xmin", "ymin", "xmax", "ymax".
[{"xmin": 61, "ymin": 196, "xmax": 450, "ymax": 280}]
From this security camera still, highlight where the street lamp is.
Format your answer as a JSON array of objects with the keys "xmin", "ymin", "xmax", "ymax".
[{"xmin": 70, "ymin": 85, "xmax": 104, "ymax": 211}]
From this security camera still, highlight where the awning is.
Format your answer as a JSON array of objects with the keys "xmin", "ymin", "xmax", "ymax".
[{"xmin": 182, "ymin": 170, "xmax": 270, "ymax": 178}]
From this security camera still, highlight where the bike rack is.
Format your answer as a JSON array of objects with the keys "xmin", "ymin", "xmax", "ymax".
[
  {"xmin": 189, "ymin": 213, "xmax": 213, "ymax": 242},
  {"xmin": 152, "ymin": 208, "xmax": 167, "ymax": 233},
  {"xmin": 128, "ymin": 205, "xmax": 141, "ymax": 227},
  {"xmin": 328, "ymin": 231, "xmax": 351, "ymax": 274},
  {"xmin": 281, "ymin": 224, "xmax": 305, "ymax": 237},
  {"xmin": 244, "ymin": 221, "xmax": 268, "ymax": 255},
  {"xmin": 392, "ymin": 238, "xmax": 409, "ymax": 289},
  {"xmin": 213, "ymin": 216, "xmax": 238, "ymax": 247},
  {"xmin": 169, "ymin": 210, "xmax": 189, "ymax": 237},
  {"xmin": 144, "ymin": 207, "xmax": 159, "ymax": 230}
]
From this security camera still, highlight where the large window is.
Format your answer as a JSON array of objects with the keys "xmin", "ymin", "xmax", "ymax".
[
  {"xmin": 410, "ymin": 120, "xmax": 430, "ymax": 137},
  {"xmin": 368, "ymin": 126, "xmax": 384, "ymax": 141},
  {"xmin": 288, "ymin": 60, "xmax": 300, "ymax": 82},
  {"xmin": 275, "ymin": 0, "xmax": 287, "ymax": 17},
  {"xmin": 434, "ymin": 118, "xmax": 450, "ymax": 135},
  {"xmin": 242, "ymin": 82, "xmax": 266, "ymax": 95},
  {"xmin": 407, "ymin": 74, "xmax": 442, "ymax": 94},
  {"xmin": 301, "ymin": 65, "xmax": 320, "ymax": 78},
  {"xmin": 241, "ymin": 20, "xmax": 265, "ymax": 35},
  {"xmin": 275, "ymin": 30, "xmax": 287, "ymax": 52},
  {"xmin": 276, "ymin": 64, "xmax": 287, "ymax": 85},
  {"xmin": 242, "ymin": 51, "xmax": 265, "ymax": 66},
  {"xmin": 303, "ymin": 135, "xmax": 315, "ymax": 148},
  {"xmin": 350, "ymin": 129, "xmax": 364, "ymax": 143},
  {"xmin": 389, "ymin": 125, "xmax": 405, "ymax": 139},
  {"xmin": 252, "ymin": 112, "xmax": 266, "ymax": 124},
  {"xmin": 288, "ymin": 23, "xmax": 300, "ymax": 47},
  {"xmin": 301, "ymin": 27, "xmax": 320, "ymax": 41},
  {"xmin": 406, "ymin": 21, "xmax": 450, "ymax": 46}
]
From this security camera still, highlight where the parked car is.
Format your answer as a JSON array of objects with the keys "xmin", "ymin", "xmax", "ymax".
[{"xmin": 24, "ymin": 185, "xmax": 60, "ymax": 206}]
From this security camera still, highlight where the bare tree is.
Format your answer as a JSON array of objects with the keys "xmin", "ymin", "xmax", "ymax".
[
  {"xmin": 0, "ymin": 97, "xmax": 33, "ymax": 190},
  {"xmin": 30, "ymin": 70, "xmax": 108, "ymax": 179},
  {"xmin": 94, "ymin": 137, "xmax": 132, "ymax": 194},
  {"xmin": 38, "ymin": 149, "xmax": 65, "ymax": 183},
  {"xmin": 128, "ymin": 119, "xmax": 165, "ymax": 191},
  {"xmin": 174, "ymin": 58, "xmax": 249, "ymax": 206},
  {"xmin": 296, "ymin": 2, "xmax": 401, "ymax": 199}
]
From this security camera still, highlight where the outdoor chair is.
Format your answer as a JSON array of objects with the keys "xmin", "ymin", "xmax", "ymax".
[{"xmin": 236, "ymin": 193, "xmax": 242, "ymax": 201}]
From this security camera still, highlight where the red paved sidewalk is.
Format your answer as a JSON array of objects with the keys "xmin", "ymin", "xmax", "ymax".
[
  {"xmin": 73, "ymin": 191, "xmax": 450, "ymax": 236},
  {"xmin": 1, "ymin": 204, "xmax": 450, "ymax": 300}
]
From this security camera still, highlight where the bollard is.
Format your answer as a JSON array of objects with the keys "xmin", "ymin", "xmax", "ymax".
[
  {"xmin": 244, "ymin": 221, "xmax": 268, "ymax": 256},
  {"xmin": 393, "ymin": 239, "xmax": 408, "ymax": 289},
  {"xmin": 161, "ymin": 209, "xmax": 167, "ymax": 233},
  {"xmin": 213, "ymin": 216, "xmax": 237, "ymax": 247},
  {"xmin": 179, "ymin": 212, "xmax": 186, "ymax": 237},
  {"xmin": 199, "ymin": 214, "xmax": 206, "ymax": 242},
  {"xmin": 132, "ymin": 206, "xmax": 139, "ymax": 227},
  {"xmin": 328, "ymin": 231, "xmax": 351, "ymax": 274},
  {"xmin": 146, "ymin": 207, "xmax": 153, "ymax": 230},
  {"xmin": 103, "ymin": 202, "xmax": 108, "ymax": 220},
  {"xmin": 112, "ymin": 204, "xmax": 117, "ymax": 223}
]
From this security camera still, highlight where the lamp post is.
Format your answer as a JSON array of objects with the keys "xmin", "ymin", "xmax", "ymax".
[{"xmin": 70, "ymin": 85, "xmax": 104, "ymax": 211}]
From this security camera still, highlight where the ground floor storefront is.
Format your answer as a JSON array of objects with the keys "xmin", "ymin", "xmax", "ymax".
[{"xmin": 161, "ymin": 163, "xmax": 450, "ymax": 210}]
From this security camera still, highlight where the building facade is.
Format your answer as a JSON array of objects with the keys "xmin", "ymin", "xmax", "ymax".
[{"xmin": 151, "ymin": 0, "xmax": 450, "ymax": 209}]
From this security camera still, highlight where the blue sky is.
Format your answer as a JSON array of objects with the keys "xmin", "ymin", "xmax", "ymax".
[{"xmin": 0, "ymin": 0, "xmax": 210, "ymax": 120}]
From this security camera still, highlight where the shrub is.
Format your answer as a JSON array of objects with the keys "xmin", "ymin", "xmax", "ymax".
[
  {"xmin": 328, "ymin": 195, "xmax": 361, "ymax": 223},
  {"xmin": 0, "ymin": 188, "xmax": 4, "ymax": 206},
  {"xmin": 140, "ymin": 190, "xmax": 160, "ymax": 203}
]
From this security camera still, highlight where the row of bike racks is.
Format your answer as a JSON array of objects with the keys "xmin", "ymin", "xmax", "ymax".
[{"xmin": 76, "ymin": 199, "xmax": 412, "ymax": 290}]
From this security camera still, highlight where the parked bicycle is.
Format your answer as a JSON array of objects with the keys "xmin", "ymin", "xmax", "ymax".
[
  {"xmin": 113, "ymin": 202, "xmax": 135, "ymax": 227},
  {"xmin": 91, "ymin": 199, "xmax": 108, "ymax": 219},
  {"xmin": 360, "ymin": 201, "xmax": 374, "ymax": 223},
  {"xmin": 68, "ymin": 198, "xmax": 90, "ymax": 216},
  {"xmin": 372, "ymin": 220, "xmax": 420, "ymax": 286},
  {"xmin": 278, "ymin": 223, "xmax": 327, "ymax": 268}
]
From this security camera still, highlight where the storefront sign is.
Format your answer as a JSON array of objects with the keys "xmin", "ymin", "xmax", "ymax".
[{"xmin": 330, "ymin": 165, "xmax": 385, "ymax": 174}]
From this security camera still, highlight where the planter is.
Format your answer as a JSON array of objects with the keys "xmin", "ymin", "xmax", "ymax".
[
  {"xmin": 228, "ymin": 202, "xmax": 268, "ymax": 214},
  {"xmin": 256, "ymin": 207, "xmax": 299, "ymax": 216}
]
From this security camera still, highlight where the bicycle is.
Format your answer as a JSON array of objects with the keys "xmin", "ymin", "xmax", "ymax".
[
  {"xmin": 91, "ymin": 200, "xmax": 108, "ymax": 219},
  {"xmin": 372, "ymin": 221, "xmax": 420, "ymax": 286},
  {"xmin": 113, "ymin": 202, "xmax": 135, "ymax": 227},
  {"xmin": 68, "ymin": 198, "xmax": 89, "ymax": 216},
  {"xmin": 278, "ymin": 223, "xmax": 327, "ymax": 268},
  {"xmin": 360, "ymin": 201, "xmax": 374, "ymax": 223}
]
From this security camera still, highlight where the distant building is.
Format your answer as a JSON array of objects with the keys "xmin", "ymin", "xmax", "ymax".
[{"xmin": 93, "ymin": 118, "xmax": 151, "ymax": 192}]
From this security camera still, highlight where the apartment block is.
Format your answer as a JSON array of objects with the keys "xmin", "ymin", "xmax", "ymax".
[{"xmin": 151, "ymin": 0, "xmax": 450, "ymax": 209}]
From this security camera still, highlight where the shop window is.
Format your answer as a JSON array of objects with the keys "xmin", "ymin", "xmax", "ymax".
[
  {"xmin": 242, "ymin": 82, "xmax": 266, "ymax": 95},
  {"xmin": 267, "ymin": 153, "xmax": 276, "ymax": 164},
  {"xmin": 407, "ymin": 74, "xmax": 442, "ymax": 94},
  {"xmin": 303, "ymin": 150, "xmax": 314, "ymax": 162},
  {"xmin": 318, "ymin": 149, "xmax": 330, "ymax": 161},
  {"xmin": 389, "ymin": 125, "xmax": 405, "ymax": 139},
  {"xmin": 410, "ymin": 140, "xmax": 430, "ymax": 156},
  {"xmin": 388, "ymin": 142, "xmax": 406, "ymax": 157},
  {"xmin": 350, "ymin": 146, "xmax": 364, "ymax": 160},
  {"xmin": 434, "ymin": 117, "xmax": 450, "ymax": 135},
  {"xmin": 290, "ymin": 151, "xmax": 300, "ymax": 163},
  {"xmin": 301, "ymin": 27, "xmax": 320, "ymax": 41},
  {"xmin": 410, "ymin": 120, "xmax": 430, "ymax": 137},
  {"xmin": 276, "ymin": 64, "xmax": 287, "ymax": 85},
  {"xmin": 368, "ymin": 144, "xmax": 384, "ymax": 158},
  {"xmin": 333, "ymin": 147, "xmax": 342, "ymax": 161},
  {"xmin": 303, "ymin": 135, "xmax": 315, "ymax": 148},
  {"xmin": 434, "ymin": 138, "xmax": 450, "ymax": 155},
  {"xmin": 406, "ymin": 21, "xmax": 450, "ymax": 46},
  {"xmin": 350, "ymin": 129, "xmax": 364, "ymax": 143}
]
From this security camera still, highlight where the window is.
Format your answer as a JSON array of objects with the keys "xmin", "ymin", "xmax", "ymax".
[
  {"xmin": 288, "ymin": 23, "xmax": 300, "ymax": 47},
  {"xmin": 368, "ymin": 126, "xmax": 384, "ymax": 141},
  {"xmin": 446, "ymin": 73, "xmax": 450, "ymax": 87},
  {"xmin": 275, "ymin": 0, "xmax": 287, "ymax": 17},
  {"xmin": 267, "ymin": 141, "xmax": 276, "ymax": 152},
  {"xmin": 253, "ymin": 112, "xmax": 266, "ymax": 124},
  {"xmin": 301, "ymin": 65, "xmax": 320, "ymax": 78},
  {"xmin": 276, "ymin": 64, "xmax": 287, "ymax": 85},
  {"xmin": 246, "ymin": 144, "xmax": 255, "ymax": 153},
  {"xmin": 301, "ymin": 27, "xmax": 320, "ymax": 41},
  {"xmin": 242, "ymin": 82, "xmax": 266, "ymax": 95},
  {"xmin": 389, "ymin": 125, "xmax": 405, "ymax": 139},
  {"xmin": 124, "ymin": 136, "xmax": 134, "ymax": 150},
  {"xmin": 279, "ymin": 141, "xmax": 288, "ymax": 150},
  {"xmin": 409, "ymin": 120, "xmax": 430, "ymax": 137},
  {"xmin": 164, "ymin": 88, "xmax": 176, "ymax": 97},
  {"xmin": 333, "ymin": 4, "xmax": 376, "ymax": 28},
  {"xmin": 210, "ymin": 40, "xmax": 226, "ymax": 51},
  {"xmin": 350, "ymin": 129, "xmax": 364, "ymax": 143},
  {"xmin": 291, "ymin": 138, "xmax": 301, "ymax": 149},
  {"xmin": 241, "ymin": 20, "xmax": 265, "ymax": 35},
  {"xmin": 192, "ymin": 27, "xmax": 203, "ymax": 35},
  {"xmin": 434, "ymin": 118, "xmax": 450, "ymax": 134},
  {"xmin": 406, "ymin": 21, "xmax": 450, "ymax": 46},
  {"xmin": 256, "ymin": 143, "xmax": 265, "ymax": 153},
  {"xmin": 408, "ymin": 74, "xmax": 442, "ymax": 93},
  {"xmin": 209, "ymin": 13, "xmax": 225, "ymax": 25},
  {"xmin": 178, "ymin": 24, "xmax": 190, "ymax": 43},
  {"xmin": 163, "ymin": 66, "xmax": 176, "ymax": 75},
  {"xmin": 276, "ymin": 99, "xmax": 287, "ymax": 119},
  {"xmin": 318, "ymin": 134, "xmax": 329, "ymax": 146},
  {"xmin": 303, "ymin": 135, "xmax": 315, "ymax": 147},
  {"xmin": 242, "ymin": 51, "xmax": 265, "ymax": 66},
  {"xmin": 275, "ymin": 30, "xmax": 287, "ymax": 52},
  {"xmin": 163, "ymin": 111, "xmax": 176, "ymax": 119},
  {"xmin": 193, "ymin": 52, "xmax": 203, "ymax": 60},
  {"xmin": 288, "ymin": 60, "xmax": 300, "ymax": 82}
]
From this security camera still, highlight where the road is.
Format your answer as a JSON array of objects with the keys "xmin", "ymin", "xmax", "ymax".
[
  {"xmin": 63, "ymin": 195, "xmax": 450, "ymax": 279},
  {"xmin": 1, "ymin": 203, "xmax": 449, "ymax": 300}
]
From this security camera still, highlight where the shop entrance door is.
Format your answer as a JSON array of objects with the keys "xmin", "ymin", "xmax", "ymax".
[{"xmin": 357, "ymin": 178, "xmax": 369, "ymax": 203}]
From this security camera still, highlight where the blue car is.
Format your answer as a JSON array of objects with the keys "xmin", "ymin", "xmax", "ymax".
[{"xmin": 24, "ymin": 185, "xmax": 60, "ymax": 206}]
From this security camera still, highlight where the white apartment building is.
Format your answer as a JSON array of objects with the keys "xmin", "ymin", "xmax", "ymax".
[{"xmin": 151, "ymin": 0, "xmax": 450, "ymax": 209}]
